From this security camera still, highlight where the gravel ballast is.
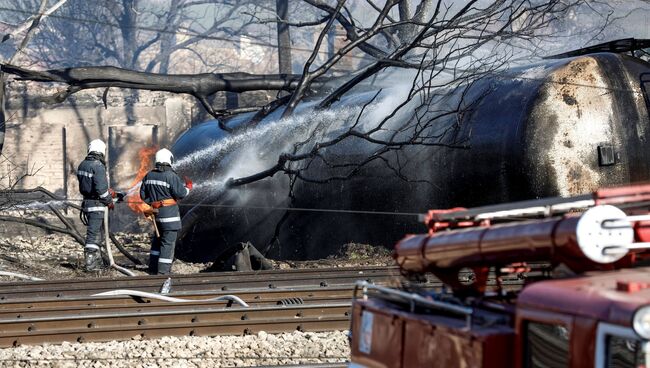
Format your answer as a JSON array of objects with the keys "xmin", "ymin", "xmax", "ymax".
[
  {"xmin": 0, "ymin": 331, "xmax": 350, "ymax": 367},
  {"xmin": 0, "ymin": 233, "xmax": 386, "ymax": 366}
]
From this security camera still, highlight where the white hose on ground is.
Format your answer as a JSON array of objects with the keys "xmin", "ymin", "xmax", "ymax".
[
  {"xmin": 104, "ymin": 210, "xmax": 135, "ymax": 276},
  {"xmin": 0, "ymin": 271, "xmax": 44, "ymax": 281},
  {"xmin": 92, "ymin": 289, "xmax": 250, "ymax": 307}
]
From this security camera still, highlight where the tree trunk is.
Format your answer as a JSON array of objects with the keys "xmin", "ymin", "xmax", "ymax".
[
  {"xmin": 120, "ymin": 0, "xmax": 138, "ymax": 69},
  {"xmin": 0, "ymin": 64, "xmax": 324, "ymax": 95},
  {"xmin": 0, "ymin": 79, "xmax": 5, "ymax": 156},
  {"xmin": 276, "ymin": 0, "xmax": 293, "ymax": 75}
]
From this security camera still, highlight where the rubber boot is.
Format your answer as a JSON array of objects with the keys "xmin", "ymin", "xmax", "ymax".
[
  {"xmin": 149, "ymin": 234, "xmax": 161, "ymax": 275},
  {"xmin": 84, "ymin": 249, "xmax": 102, "ymax": 272}
]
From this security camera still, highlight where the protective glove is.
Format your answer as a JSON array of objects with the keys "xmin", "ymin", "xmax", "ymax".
[
  {"xmin": 116, "ymin": 191, "xmax": 126, "ymax": 203},
  {"xmin": 109, "ymin": 189, "xmax": 126, "ymax": 203},
  {"xmin": 184, "ymin": 176, "xmax": 193, "ymax": 190},
  {"xmin": 108, "ymin": 202, "xmax": 115, "ymax": 210}
]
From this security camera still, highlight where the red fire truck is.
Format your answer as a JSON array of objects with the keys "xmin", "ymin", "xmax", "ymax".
[{"xmin": 349, "ymin": 184, "xmax": 650, "ymax": 367}]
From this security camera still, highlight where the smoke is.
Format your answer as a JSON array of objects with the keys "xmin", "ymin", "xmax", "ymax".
[
  {"xmin": 174, "ymin": 63, "xmax": 487, "ymax": 202},
  {"xmin": 176, "ymin": 75, "xmax": 438, "ymax": 193},
  {"xmin": 175, "ymin": 104, "xmax": 368, "ymax": 191},
  {"xmin": 171, "ymin": 77, "xmax": 428, "ymax": 259}
]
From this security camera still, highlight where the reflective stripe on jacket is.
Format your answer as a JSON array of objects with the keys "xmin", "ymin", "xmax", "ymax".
[
  {"xmin": 77, "ymin": 153, "xmax": 111, "ymax": 211},
  {"xmin": 140, "ymin": 164, "xmax": 189, "ymax": 231}
]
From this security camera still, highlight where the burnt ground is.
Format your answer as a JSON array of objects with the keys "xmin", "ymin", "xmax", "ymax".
[{"xmin": 0, "ymin": 233, "xmax": 394, "ymax": 281}]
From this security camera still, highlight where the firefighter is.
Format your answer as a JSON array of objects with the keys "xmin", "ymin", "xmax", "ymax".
[
  {"xmin": 77, "ymin": 139, "xmax": 113, "ymax": 271},
  {"xmin": 140, "ymin": 148, "xmax": 192, "ymax": 275}
]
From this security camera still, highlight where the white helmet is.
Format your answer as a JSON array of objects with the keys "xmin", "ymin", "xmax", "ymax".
[
  {"xmin": 88, "ymin": 139, "xmax": 106, "ymax": 155},
  {"xmin": 155, "ymin": 148, "xmax": 174, "ymax": 165}
]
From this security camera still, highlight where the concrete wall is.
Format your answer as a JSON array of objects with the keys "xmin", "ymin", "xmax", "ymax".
[
  {"xmin": 1, "ymin": 88, "xmax": 196, "ymax": 198},
  {"xmin": 0, "ymin": 80, "xmax": 274, "ymax": 234}
]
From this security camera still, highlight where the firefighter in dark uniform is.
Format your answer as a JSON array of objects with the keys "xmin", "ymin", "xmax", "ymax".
[
  {"xmin": 140, "ymin": 148, "xmax": 192, "ymax": 275},
  {"xmin": 77, "ymin": 139, "xmax": 113, "ymax": 271}
]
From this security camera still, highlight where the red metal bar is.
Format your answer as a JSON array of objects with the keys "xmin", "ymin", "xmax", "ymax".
[
  {"xmin": 423, "ymin": 183, "xmax": 650, "ymax": 233},
  {"xmin": 396, "ymin": 206, "xmax": 650, "ymax": 291}
]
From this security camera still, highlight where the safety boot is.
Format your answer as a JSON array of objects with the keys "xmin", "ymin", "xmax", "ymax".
[
  {"xmin": 148, "ymin": 257, "xmax": 158, "ymax": 275},
  {"xmin": 84, "ymin": 249, "xmax": 103, "ymax": 272},
  {"xmin": 157, "ymin": 262, "xmax": 172, "ymax": 275}
]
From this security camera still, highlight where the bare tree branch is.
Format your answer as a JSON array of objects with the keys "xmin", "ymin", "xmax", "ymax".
[
  {"xmin": 0, "ymin": 215, "xmax": 83, "ymax": 240},
  {"xmin": 282, "ymin": 0, "xmax": 347, "ymax": 117},
  {"xmin": 0, "ymin": 63, "xmax": 330, "ymax": 122},
  {"xmin": 1, "ymin": 0, "xmax": 68, "ymax": 44},
  {"xmin": 0, "ymin": 186, "xmax": 143, "ymax": 265},
  {"xmin": 300, "ymin": 0, "xmax": 390, "ymax": 59}
]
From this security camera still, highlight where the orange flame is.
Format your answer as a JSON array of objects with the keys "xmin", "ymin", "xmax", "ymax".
[{"xmin": 126, "ymin": 146, "xmax": 158, "ymax": 214}]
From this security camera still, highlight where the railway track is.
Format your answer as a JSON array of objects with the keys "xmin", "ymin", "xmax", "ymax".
[
  {"xmin": 0, "ymin": 303, "xmax": 350, "ymax": 347},
  {"xmin": 0, "ymin": 265, "xmax": 533, "ymax": 348},
  {"xmin": 0, "ymin": 286, "xmax": 357, "ymax": 314},
  {"xmin": 0, "ymin": 266, "xmax": 406, "ymax": 347},
  {"xmin": 0, "ymin": 266, "xmax": 403, "ymax": 300}
]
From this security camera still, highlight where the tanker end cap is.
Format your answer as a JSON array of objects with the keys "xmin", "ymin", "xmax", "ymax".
[{"xmin": 576, "ymin": 205, "xmax": 634, "ymax": 264}]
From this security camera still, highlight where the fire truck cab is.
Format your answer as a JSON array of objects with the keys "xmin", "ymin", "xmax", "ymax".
[{"xmin": 349, "ymin": 184, "xmax": 650, "ymax": 368}]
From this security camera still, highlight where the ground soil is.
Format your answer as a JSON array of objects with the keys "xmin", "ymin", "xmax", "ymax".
[{"xmin": 0, "ymin": 233, "xmax": 394, "ymax": 281}]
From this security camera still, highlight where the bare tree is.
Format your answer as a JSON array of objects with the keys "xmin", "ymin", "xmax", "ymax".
[
  {"xmin": 0, "ymin": 0, "xmax": 617, "ymax": 176},
  {"xmin": 0, "ymin": 0, "xmax": 143, "ymax": 264},
  {"xmin": 0, "ymin": 0, "xmax": 64, "ymax": 167},
  {"xmin": 0, "ymin": 0, "xmax": 640, "ymax": 264},
  {"xmin": 3, "ymin": 0, "xmax": 276, "ymax": 72}
]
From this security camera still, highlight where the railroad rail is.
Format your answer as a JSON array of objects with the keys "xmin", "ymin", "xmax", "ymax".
[
  {"xmin": 0, "ymin": 266, "xmax": 404, "ymax": 300},
  {"xmin": 0, "ymin": 303, "xmax": 350, "ymax": 347},
  {"xmin": 0, "ymin": 265, "xmax": 533, "ymax": 348},
  {"xmin": 0, "ymin": 286, "xmax": 357, "ymax": 314}
]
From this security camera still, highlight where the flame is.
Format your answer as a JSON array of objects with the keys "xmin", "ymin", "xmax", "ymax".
[{"xmin": 126, "ymin": 146, "xmax": 158, "ymax": 214}]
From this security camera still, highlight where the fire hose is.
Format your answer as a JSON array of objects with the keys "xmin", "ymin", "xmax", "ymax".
[
  {"xmin": 93, "ymin": 289, "xmax": 250, "ymax": 307},
  {"xmin": 104, "ymin": 210, "xmax": 135, "ymax": 277},
  {"xmin": 79, "ymin": 210, "xmax": 142, "ymax": 266},
  {"xmin": 0, "ymin": 271, "xmax": 44, "ymax": 281}
]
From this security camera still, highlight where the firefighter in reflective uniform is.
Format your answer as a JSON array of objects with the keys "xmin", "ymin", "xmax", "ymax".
[
  {"xmin": 77, "ymin": 139, "xmax": 113, "ymax": 271},
  {"xmin": 140, "ymin": 148, "xmax": 192, "ymax": 275}
]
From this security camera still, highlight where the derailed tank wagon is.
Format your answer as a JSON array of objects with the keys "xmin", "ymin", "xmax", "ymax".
[
  {"xmin": 349, "ymin": 183, "xmax": 650, "ymax": 367},
  {"xmin": 172, "ymin": 40, "xmax": 650, "ymax": 262}
]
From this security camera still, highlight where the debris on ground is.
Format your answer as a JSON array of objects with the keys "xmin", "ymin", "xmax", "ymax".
[
  {"xmin": 0, "ymin": 234, "xmax": 394, "ymax": 280},
  {"xmin": 273, "ymin": 242, "xmax": 394, "ymax": 269},
  {"xmin": 0, "ymin": 233, "xmax": 210, "ymax": 280}
]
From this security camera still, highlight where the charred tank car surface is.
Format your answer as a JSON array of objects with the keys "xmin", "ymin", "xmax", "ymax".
[{"xmin": 172, "ymin": 51, "xmax": 650, "ymax": 263}]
